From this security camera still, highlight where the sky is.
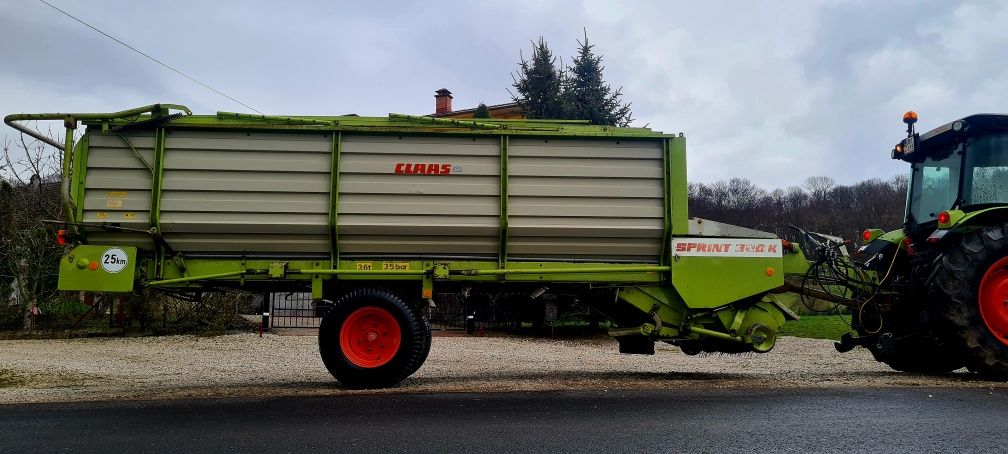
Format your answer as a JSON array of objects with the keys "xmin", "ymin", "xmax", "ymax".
[{"xmin": 2, "ymin": 0, "xmax": 1006, "ymax": 189}]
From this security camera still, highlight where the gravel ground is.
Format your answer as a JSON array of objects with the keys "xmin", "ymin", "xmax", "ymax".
[{"xmin": 1, "ymin": 333, "xmax": 1004, "ymax": 404}]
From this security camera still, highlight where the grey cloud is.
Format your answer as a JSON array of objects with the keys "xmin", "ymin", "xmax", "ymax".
[
  {"xmin": 0, "ymin": 11, "xmax": 176, "ymax": 98},
  {"xmin": 799, "ymin": 1, "xmax": 959, "ymax": 81}
]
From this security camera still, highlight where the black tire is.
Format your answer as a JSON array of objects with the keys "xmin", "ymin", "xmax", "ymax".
[
  {"xmin": 405, "ymin": 311, "xmax": 433, "ymax": 376},
  {"xmin": 318, "ymin": 287, "xmax": 427, "ymax": 388},
  {"xmin": 931, "ymin": 225, "xmax": 1008, "ymax": 378}
]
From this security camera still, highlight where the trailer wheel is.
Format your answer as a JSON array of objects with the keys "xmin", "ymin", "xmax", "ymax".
[
  {"xmin": 405, "ymin": 311, "xmax": 433, "ymax": 376},
  {"xmin": 932, "ymin": 225, "xmax": 1008, "ymax": 378},
  {"xmin": 318, "ymin": 288, "xmax": 428, "ymax": 388}
]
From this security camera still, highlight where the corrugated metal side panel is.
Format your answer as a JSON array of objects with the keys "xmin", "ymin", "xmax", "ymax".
[
  {"xmin": 160, "ymin": 130, "xmax": 331, "ymax": 253},
  {"xmin": 338, "ymin": 135, "xmax": 500, "ymax": 257},
  {"xmin": 508, "ymin": 138, "xmax": 665, "ymax": 262},
  {"xmin": 82, "ymin": 131, "xmax": 154, "ymax": 248}
]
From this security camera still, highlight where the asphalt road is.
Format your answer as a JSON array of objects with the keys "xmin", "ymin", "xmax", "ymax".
[{"xmin": 2, "ymin": 387, "xmax": 1005, "ymax": 453}]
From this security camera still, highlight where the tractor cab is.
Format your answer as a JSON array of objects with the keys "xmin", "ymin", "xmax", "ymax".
[{"xmin": 893, "ymin": 112, "xmax": 1008, "ymax": 231}]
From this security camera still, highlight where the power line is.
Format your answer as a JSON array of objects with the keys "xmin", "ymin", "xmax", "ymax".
[{"xmin": 38, "ymin": 0, "xmax": 263, "ymax": 114}]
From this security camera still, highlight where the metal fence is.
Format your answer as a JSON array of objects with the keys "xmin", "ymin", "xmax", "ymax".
[
  {"xmin": 268, "ymin": 292, "xmax": 321, "ymax": 328},
  {"xmin": 429, "ymin": 294, "xmax": 468, "ymax": 331},
  {"xmin": 430, "ymin": 293, "xmax": 524, "ymax": 332}
]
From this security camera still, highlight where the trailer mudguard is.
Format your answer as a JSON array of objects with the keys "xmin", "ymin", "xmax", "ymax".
[{"xmin": 58, "ymin": 245, "xmax": 137, "ymax": 292}]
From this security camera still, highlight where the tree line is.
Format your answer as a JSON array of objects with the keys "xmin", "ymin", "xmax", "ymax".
[{"xmin": 688, "ymin": 174, "xmax": 909, "ymax": 242}]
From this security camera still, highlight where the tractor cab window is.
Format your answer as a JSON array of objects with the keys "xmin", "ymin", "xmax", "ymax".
[
  {"xmin": 908, "ymin": 148, "xmax": 961, "ymax": 223},
  {"xmin": 963, "ymin": 133, "xmax": 1008, "ymax": 207}
]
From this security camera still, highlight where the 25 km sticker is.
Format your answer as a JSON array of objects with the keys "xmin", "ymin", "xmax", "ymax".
[{"xmin": 100, "ymin": 248, "xmax": 129, "ymax": 273}]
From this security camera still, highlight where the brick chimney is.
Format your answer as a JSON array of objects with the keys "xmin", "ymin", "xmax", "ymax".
[{"xmin": 435, "ymin": 88, "xmax": 453, "ymax": 115}]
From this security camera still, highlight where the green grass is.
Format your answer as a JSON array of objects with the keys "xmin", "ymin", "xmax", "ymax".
[{"xmin": 780, "ymin": 315, "xmax": 853, "ymax": 341}]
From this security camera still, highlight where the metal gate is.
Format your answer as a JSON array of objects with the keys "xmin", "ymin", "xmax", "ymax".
[
  {"xmin": 429, "ymin": 294, "xmax": 468, "ymax": 331},
  {"xmin": 269, "ymin": 292, "xmax": 321, "ymax": 328}
]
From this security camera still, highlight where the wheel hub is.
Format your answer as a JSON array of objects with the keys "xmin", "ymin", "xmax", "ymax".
[
  {"xmin": 979, "ymin": 256, "xmax": 1008, "ymax": 346},
  {"xmin": 339, "ymin": 306, "xmax": 402, "ymax": 368}
]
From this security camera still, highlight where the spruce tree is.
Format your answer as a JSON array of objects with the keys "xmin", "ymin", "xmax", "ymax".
[
  {"xmin": 510, "ymin": 37, "xmax": 564, "ymax": 119},
  {"xmin": 563, "ymin": 31, "xmax": 633, "ymax": 126},
  {"xmin": 473, "ymin": 103, "xmax": 493, "ymax": 119}
]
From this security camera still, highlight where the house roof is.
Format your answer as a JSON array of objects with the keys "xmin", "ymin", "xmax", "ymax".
[{"xmin": 431, "ymin": 101, "xmax": 520, "ymax": 118}]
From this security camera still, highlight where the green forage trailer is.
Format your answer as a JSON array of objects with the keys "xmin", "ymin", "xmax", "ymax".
[{"xmin": 7, "ymin": 104, "xmax": 803, "ymax": 388}]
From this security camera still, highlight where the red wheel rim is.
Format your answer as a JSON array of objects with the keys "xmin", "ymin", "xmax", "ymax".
[
  {"xmin": 339, "ymin": 306, "xmax": 402, "ymax": 368},
  {"xmin": 979, "ymin": 256, "xmax": 1008, "ymax": 346}
]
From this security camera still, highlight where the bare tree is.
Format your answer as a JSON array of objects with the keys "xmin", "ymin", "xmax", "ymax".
[
  {"xmin": 803, "ymin": 176, "xmax": 836, "ymax": 205},
  {"xmin": 1, "ymin": 130, "xmax": 65, "ymax": 330}
]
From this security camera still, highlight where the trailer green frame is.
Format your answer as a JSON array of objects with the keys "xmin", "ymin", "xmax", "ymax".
[{"xmin": 12, "ymin": 103, "xmax": 692, "ymax": 292}]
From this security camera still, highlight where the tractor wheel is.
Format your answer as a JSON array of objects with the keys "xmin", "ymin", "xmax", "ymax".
[
  {"xmin": 318, "ymin": 287, "xmax": 428, "ymax": 388},
  {"xmin": 931, "ymin": 224, "xmax": 1008, "ymax": 378}
]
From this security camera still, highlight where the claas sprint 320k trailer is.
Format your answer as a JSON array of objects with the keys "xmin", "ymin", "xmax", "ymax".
[{"xmin": 7, "ymin": 104, "xmax": 812, "ymax": 388}]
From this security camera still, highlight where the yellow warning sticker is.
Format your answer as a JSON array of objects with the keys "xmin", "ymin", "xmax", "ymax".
[
  {"xmin": 106, "ymin": 200, "xmax": 124, "ymax": 209},
  {"xmin": 355, "ymin": 262, "xmax": 373, "ymax": 271},
  {"xmin": 123, "ymin": 212, "xmax": 136, "ymax": 219},
  {"xmin": 107, "ymin": 191, "xmax": 128, "ymax": 198},
  {"xmin": 382, "ymin": 262, "xmax": 410, "ymax": 271},
  {"xmin": 96, "ymin": 212, "xmax": 108, "ymax": 219}
]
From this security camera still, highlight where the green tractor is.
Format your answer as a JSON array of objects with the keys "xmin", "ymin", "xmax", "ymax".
[{"xmin": 835, "ymin": 111, "xmax": 1008, "ymax": 376}]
